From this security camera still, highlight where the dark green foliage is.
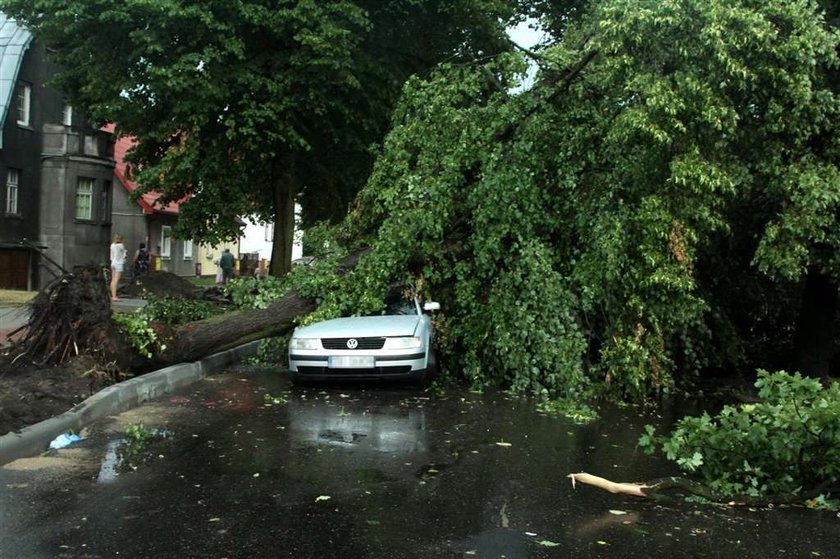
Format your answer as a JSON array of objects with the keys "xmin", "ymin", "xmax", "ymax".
[
  {"xmin": 296, "ymin": 0, "xmax": 840, "ymax": 400},
  {"xmin": 255, "ymin": 336, "xmax": 289, "ymax": 365}
]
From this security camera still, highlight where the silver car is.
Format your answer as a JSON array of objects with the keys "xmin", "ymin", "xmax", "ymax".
[{"xmin": 288, "ymin": 289, "xmax": 440, "ymax": 382}]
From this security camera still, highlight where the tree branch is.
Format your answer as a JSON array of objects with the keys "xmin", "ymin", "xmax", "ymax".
[{"xmin": 568, "ymin": 471, "xmax": 839, "ymax": 506}]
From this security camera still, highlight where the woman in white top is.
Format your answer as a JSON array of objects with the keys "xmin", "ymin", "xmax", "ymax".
[{"xmin": 109, "ymin": 234, "xmax": 127, "ymax": 301}]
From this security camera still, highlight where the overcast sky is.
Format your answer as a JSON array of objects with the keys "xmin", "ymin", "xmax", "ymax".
[
  {"xmin": 507, "ymin": 19, "xmax": 544, "ymax": 91},
  {"xmin": 507, "ymin": 18, "xmax": 545, "ymax": 50}
]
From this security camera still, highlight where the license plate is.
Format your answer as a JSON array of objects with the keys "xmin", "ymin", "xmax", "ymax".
[{"xmin": 329, "ymin": 356, "xmax": 375, "ymax": 369}]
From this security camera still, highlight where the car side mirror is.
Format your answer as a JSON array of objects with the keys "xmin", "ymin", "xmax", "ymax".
[{"xmin": 423, "ymin": 302, "xmax": 440, "ymax": 312}]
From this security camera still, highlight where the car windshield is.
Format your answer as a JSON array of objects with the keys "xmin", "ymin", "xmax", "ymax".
[{"xmin": 365, "ymin": 289, "xmax": 417, "ymax": 316}]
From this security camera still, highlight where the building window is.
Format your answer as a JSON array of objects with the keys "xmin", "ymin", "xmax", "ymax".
[
  {"xmin": 264, "ymin": 223, "xmax": 274, "ymax": 242},
  {"xmin": 75, "ymin": 178, "xmax": 94, "ymax": 220},
  {"xmin": 16, "ymin": 82, "xmax": 31, "ymax": 126},
  {"xmin": 62, "ymin": 103, "xmax": 73, "ymax": 126},
  {"xmin": 183, "ymin": 240, "xmax": 193, "ymax": 260},
  {"xmin": 161, "ymin": 225, "xmax": 172, "ymax": 258},
  {"xmin": 100, "ymin": 181, "xmax": 111, "ymax": 222},
  {"xmin": 5, "ymin": 169, "xmax": 20, "ymax": 215}
]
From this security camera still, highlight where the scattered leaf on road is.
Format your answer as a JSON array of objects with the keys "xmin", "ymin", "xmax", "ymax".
[
  {"xmin": 538, "ymin": 540, "xmax": 559, "ymax": 547},
  {"xmin": 315, "ymin": 495, "xmax": 331, "ymax": 502},
  {"xmin": 495, "ymin": 441, "xmax": 512, "ymax": 447},
  {"xmin": 609, "ymin": 510, "xmax": 627, "ymax": 515}
]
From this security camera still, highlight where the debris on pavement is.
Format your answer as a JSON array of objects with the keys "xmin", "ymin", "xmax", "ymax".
[{"xmin": 48, "ymin": 432, "xmax": 82, "ymax": 450}]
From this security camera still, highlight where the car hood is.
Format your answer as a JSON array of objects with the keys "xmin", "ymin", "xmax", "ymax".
[{"xmin": 294, "ymin": 315, "xmax": 421, "ymax": 338}]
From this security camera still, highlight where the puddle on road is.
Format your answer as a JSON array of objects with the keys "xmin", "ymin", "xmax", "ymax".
[
  {"xmin": 96, "ymin": 428, "xmax": 175, "ymax": 484},
  {"xmin": 97, "ymin": 439, "xmax": 124, "ymax": 483},
  {"xmin": 288, "ymin": 398, "xmax": 428, "ymax": 454}
]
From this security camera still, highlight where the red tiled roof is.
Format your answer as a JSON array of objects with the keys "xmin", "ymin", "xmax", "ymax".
[{"xmin": 103, "ymin": 123, "xmax": 181, "ymax": 215}]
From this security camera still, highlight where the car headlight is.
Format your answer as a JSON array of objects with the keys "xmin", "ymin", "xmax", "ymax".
[
  {"xmin": 383, "ymin": 336, "xmax": 422, "ymax": 350},
  {"xmin": 290, "ymin": 338, "xmax": 319, "ymax": 350}
]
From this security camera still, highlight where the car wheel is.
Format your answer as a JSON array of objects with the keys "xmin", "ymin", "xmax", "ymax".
[{"xmin": 426, "ymin": 349, "xmax": 439, "ymax": 379}]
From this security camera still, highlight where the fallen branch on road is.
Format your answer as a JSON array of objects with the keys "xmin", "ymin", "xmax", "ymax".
[{"xmin": 567, "ymin": 472, "xmax": 840, "ymax": 507}]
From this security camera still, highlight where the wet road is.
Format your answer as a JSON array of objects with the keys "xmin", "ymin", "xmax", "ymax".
[{"xmin": 1, "ymin": 366, "xmax": 838, "ymax": 558}]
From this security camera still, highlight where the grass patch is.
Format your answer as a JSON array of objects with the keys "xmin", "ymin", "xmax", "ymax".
[
  {"xmin": 188, "ymin": 276, "xmax": 218, "ymax": 287},
  {"xmin": 0, "ymin": 290, "xmax": 37, "ymax": 304}
]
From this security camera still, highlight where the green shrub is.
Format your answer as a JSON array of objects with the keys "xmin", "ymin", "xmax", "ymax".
[
  {"xmin": 143, "ymin": 295, "xmax": 218, "ymax": 325},
  {"xmin": 639, "ymin": 371, "xmax": 840, "ymax": 499},
  {"xmin": 225, "ymin": 276, "xmax": 288, "ymax": 309},
  {"xmin": 251, "ymin": 335, "xmax": 289, "ymax": 365},
  {"xmin": 113, "ymin": 312, "xmax": 163, "ymax": 358},
  {"xmin": 114, "ymin": 295, "xmax": 216, "ymax": 358}
]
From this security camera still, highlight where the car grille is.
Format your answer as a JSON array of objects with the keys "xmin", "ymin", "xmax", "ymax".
[{"xmin": 321, "ymin": 337, "xmax": 386, "ymax": 350}]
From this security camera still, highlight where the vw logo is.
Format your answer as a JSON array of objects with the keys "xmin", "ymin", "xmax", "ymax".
[{"xmin": 346, "ymin": 338, "xmax": 359, "ymax": 349}]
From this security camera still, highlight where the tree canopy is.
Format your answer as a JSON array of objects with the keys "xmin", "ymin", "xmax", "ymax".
[
  {"xmin": 298, "ymin": 0, "xmax": 840, "ymax": 400},
  {"xmin": 1, "ymin": 0, "xmax": 514, "ymax": 274}
]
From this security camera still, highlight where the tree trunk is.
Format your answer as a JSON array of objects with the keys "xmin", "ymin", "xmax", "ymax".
[
  {"xmin": 154, "ymin": 249, "xmax": 369, "ymax": 366},
  {"xmin": 269, "ymin": 157, "xmax": 298, "ymax": 278},
  {"xmin": 792, "ymin": 267, "xmax": 838, "ymax": 380},
  {"xmin": 158, "ymin": 289, "xmax": 316, "ymax": 364}
]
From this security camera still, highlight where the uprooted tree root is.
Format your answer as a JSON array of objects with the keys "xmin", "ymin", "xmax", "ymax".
[
  {"xmin": 567, "ymin": 472, "xmax": 839, "ymax": 507},
  {"xmin": 2, "ymin": 266, "xmax": 128, "ymax": 368}
]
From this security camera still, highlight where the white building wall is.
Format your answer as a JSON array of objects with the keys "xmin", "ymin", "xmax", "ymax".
[{"xmin": 239, "ymin": 204, "xmax": 303, "ymax": 264}]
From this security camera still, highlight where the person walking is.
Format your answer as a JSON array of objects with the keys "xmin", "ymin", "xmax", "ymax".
[
  {"xmin": 219, "ymin": 248, "xmax": 235, "ymax": 284},
  {"xmin": 110, "ymin": 234, "xmax": 127, "ymax": 301},
  {"xmin": 133, "ymin": 242, "xmax": 150, "ymax": 277}
]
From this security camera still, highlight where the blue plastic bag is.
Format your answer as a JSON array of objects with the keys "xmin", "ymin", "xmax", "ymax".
[{"xmin": 49, "ymin": 433, "xmax": 81, "ymax": 450}]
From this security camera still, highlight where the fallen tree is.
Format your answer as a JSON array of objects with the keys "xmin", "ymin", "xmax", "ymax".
[
  {"xmin": 153, "ymin": 249, "xmax": 367, "ymax": 365},
  {"xmin": 155, "ymin": 292, "xmax": 315, "ymax": 365},
  {"xmin": 1, "ymin": 251, "xmax": 368, "ymax": 371},
  {"xmin": 1, "ymin": 269, "xmax": 313, "ymax": 371}
]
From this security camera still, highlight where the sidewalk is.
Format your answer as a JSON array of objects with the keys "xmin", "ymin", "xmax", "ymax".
[{"xmin": 0, "ymin": 304, "xmax": 29, "ymax": 337}]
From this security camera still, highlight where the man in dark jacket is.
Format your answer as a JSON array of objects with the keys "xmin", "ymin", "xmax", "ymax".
[{"xmin": 219, "ymin": 248, "xmax": 235, "ymax": 283}]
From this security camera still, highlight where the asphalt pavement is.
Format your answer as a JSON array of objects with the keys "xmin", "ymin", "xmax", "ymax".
[{"xmin": 2, "ymin": 371, "xmax": 839, "ymax": 558}]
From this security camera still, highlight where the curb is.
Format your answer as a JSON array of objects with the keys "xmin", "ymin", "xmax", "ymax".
[{"xmin": 0, "ymin": 341, "xmax": 261, "ymax": 466}]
